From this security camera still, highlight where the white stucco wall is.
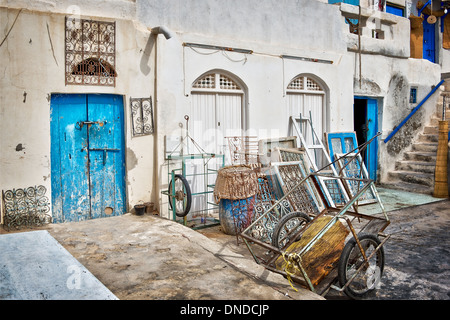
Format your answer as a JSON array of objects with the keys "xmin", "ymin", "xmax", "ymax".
[{"xmin": 0, "ymin": 6, "xmax": 156, "ymax": 219}]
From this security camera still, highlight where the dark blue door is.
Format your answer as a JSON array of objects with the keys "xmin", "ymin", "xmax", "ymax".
[
  {"xmin": 423, "ymin": 15, "xmax": 436, "ymax": 63},
  {"xmin": 50, "ymin": 94, "xmax": 126, "ymax": 223}
]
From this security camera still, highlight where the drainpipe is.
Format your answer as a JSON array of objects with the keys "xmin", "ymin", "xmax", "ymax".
[
  {"xmin": 150, "ymin": 26, "xmax": 175, "ymax": 40},
  {"xmin": 148, "ymin": 26, "xmax": 174, "ymax": 214}
]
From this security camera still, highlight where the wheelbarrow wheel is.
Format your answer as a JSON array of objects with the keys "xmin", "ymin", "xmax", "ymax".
[
  {"xmin": 338, "ymin": 233, "xmax": 385, "ymax": 299},
  {"xmin": 271, "ymin": 211, "xmax": 311, "ymax": 249},
  {"xmin": 168, "ymin": 174, "xmax": 192, "ymax": 217}
]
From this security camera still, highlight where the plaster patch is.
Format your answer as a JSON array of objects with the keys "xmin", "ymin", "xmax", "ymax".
[{"xmin": 126, "ymin": 148, "xmax": 138, "ymax": 170}]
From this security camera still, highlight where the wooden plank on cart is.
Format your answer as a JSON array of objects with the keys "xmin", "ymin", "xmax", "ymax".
[{"xmin": 275, "ymin": 215, "xmax": 349, "ymax": 287}]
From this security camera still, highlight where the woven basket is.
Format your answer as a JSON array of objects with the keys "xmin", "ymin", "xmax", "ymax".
[{"xmin": 213, "ymin": 165, "xmax": 258, "ymax": 203}]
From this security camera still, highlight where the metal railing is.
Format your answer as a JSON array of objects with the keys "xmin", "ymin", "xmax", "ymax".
[{"xmin": 384, "ymin": 79, "xmax": 445, "ymax": 143}]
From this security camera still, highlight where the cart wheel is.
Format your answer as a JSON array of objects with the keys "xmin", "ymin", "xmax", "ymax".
[
  {"xmin": 338, "ymin": 233, "xmax": 385, "ymax": 299},
  {"xmin": 271, "ymin": 211, "xmax": 311, "ymax": 249},
  {"xmin": 168, "ymin": 174, "xmax": 192, "ymax": 217}
]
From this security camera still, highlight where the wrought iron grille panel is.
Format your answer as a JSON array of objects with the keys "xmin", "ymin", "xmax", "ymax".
[
  {"xmin": 65, "ymin": 17, "xmax": 116, "ymax": 87},
  {"xmin": 277, "ymin": 164, "xmax": 320, "ymax": 215},
  {"xmin": 2, "ymin": 186, "xmax": 51, "ymax": 231},
  {"xmin": 250, "ymin": 177, "xmax": 292, "ymax": 243},
  {"xmin": 130, "ymin": 97, "xmax": 154, "ymax": 136}
]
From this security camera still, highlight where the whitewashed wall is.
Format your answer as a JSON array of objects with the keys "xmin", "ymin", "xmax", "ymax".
[{"xmin": 0, "ymin": 6, "xmax": 155, "ymax": 219}]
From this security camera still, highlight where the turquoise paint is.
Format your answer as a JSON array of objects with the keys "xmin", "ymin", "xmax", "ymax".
[{"xmin": 50, "ymin": 94, "xmax": 126, "ymax": 223}]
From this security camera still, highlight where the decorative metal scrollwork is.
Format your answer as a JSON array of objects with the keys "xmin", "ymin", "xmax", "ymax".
[
  {"xmin": 2, "ymin": 186, "xmax": 51, "ymax": 231},
  {"xmin": 65, "ymin": 17, "xmax": 116, "ymax": 87},
  {"xmin": 130, "ymin": 97, "xmax": 154, "ymax": 136}
]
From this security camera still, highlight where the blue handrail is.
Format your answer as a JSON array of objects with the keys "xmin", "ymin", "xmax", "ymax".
[{"xmin": 384, "ymin": 79, "xmax": 445, "ymax": 143}]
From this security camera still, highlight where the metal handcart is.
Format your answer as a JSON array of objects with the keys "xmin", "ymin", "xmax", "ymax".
[{"xmin": 240, "ymin": 138, "xmax": 391, "ymax": 299}]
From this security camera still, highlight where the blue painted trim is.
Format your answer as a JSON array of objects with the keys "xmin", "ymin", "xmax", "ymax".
[{"xmin": 384, "ymin": 80, "xmax": 445, "ymax": 143}]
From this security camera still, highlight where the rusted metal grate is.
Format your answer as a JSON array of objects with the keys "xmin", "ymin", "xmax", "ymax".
[
  {"xmin": 130, "ymin": 97, "xmax": 154, "ymax": 136},
  {"xmin": 250, "ymin": 177, "xmax": 293, "ymax": 243},
  {"xmin": 65, "ymin": 17, "xmax": 116, "ymax": 87},
  {"xmin": 2, "ymin": 186, "xmax": 51, "ymax": 231},
  {"xmin": 277, "ymin": 164, "xmax": 321, "ymax": 215}
]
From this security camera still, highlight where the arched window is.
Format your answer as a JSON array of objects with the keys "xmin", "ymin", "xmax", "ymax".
[
  {"xmin": 287, "ymin": 75, "xmax": 325, "ymax": 93},
  {"xmin": 192, "ymin": 72, "xmax": 243, "ymax": 92},
  {"xmin": 72, "ymin": 58, "xmax": 117, "ymax": 77}
]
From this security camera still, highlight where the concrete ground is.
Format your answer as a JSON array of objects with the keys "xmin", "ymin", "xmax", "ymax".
[
  {"xmin": 1, "ymin": 187, "xmax": 448, "ymax": 301},
  {"xmin": 1, "ymin": 212, "xmax": 321, "ymax": 300}
]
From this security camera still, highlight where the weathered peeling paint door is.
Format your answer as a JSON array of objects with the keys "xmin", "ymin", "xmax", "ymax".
[
  {"xmin": 86, "ymin": 94, "xmax": 126, "ymax": 220},
  {"xmin": 51, "ymin": 94, "xmax": 91, "ymax": 223},
  {"xmin": 50, "ymin": 94, "xmax": 126, "ymax": 223}
]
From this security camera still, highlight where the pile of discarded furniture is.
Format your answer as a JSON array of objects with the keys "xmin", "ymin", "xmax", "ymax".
[
  {"xmin": 213, "ymin": 117, "xmax": 391, "ymax": 299},
  {"xmin": 164, "ymin": 114, "xmax": 391, "ymax": 298}
]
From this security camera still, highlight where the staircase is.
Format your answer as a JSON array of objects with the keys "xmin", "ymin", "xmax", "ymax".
[{"xmin": 383, "ymin": 83, "xmax": 450, "ymax": 195}]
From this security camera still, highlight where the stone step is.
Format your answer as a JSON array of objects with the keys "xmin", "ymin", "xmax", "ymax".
[
  {"xmin": 417, "ymin": 133, "xmax": 439, "ymax": 143},
  {"xmin": 379, "ymin": 181, "xmax": 433, "ymax": 195},
  {"xmin": 404, "ymin": 151, "xmax": 437, "ymax": 162},
  {"xmin": 395, "ymin": 160, "xmax": 436, "ymax": 174},
  {"xmin": 429, "ymin": 118, "xmax": 449, "ymax": 126},
  {"xmin": 423, "ymin": 126, "xmax": 439, "ymax": 135},
  {"xmin": 388, "ymin": 170, "xmax": 434, "ymax": 187},
  {"xmin": 411, "ymin": 142, "xmax": 438, "ymax": 152}
]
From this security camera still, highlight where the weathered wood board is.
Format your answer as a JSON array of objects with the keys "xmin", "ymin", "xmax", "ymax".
[{"xmin": 275, "ymin": 215, "xmax": 349, "ymax": 286}]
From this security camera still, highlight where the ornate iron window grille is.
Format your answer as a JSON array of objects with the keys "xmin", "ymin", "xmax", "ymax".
[
  {"xmin": 65, "ymin": 17, "xmax": 116, "ymax": 87},
  {"xmin": 2, "ymin": 186, "xmax": 51, "ymax": 231},
  {"xmin": 130, "ymin": 97, "xmax": 154, "ymax": 136}
]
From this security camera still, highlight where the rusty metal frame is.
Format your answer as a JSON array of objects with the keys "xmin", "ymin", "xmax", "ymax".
[
  {"xmin": 65, "ymin": 16, "xmax": 116, "ymax": 87},
  {"xmin": 226, "ymin": 136, "xmax": 259, "ymax": 165},
  {"xmin": 240, "ymin": 172, "xmax": 390, "ymax": 296}
]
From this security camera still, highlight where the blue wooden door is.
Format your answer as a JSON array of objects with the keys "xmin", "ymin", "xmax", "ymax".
[
  {"xmin": 51, "ymin": 94, "xmax": 126, "ymax": 223},
  {"xmin": 365, "ymin": 98, "xmax": 378, "ymax": 180},
  {"xmin": 423, "ymin": 15, "xmax": 436, "ymax": 63}
]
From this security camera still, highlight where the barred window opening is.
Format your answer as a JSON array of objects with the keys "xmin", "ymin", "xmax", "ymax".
[{"xmin": 65, "ymin": 17, "xmax": 116, "ymax": 87}]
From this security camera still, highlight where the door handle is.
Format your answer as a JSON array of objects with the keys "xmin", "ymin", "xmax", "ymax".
[{"xmin": 89, "ymin": 148, "xmax": 119, "ymax": 165}]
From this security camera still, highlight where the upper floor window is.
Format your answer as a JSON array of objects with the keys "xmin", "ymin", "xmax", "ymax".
[{"xmin": 386, "ymin": 3, "xmax": 405, "ymax": 17}]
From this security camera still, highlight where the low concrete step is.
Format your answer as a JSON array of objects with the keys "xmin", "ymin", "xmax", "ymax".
[
  {"xmin": 395, "ymin": 160, "xmax": 436, "ymax": 174},
  {"xmin": 404, "ymin": 151, "xmax": 437, "ymax": 162},
  {"xmin": 379, "ymin": 181, "xmax": 433, "ymax": 195},
  {"xmin": 388, "ymin": 170, "xmax": 434, "ymax": 187},
  {"xmin": 411, "ymin": 142, "xmax": 438, "ymax": 153}
]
